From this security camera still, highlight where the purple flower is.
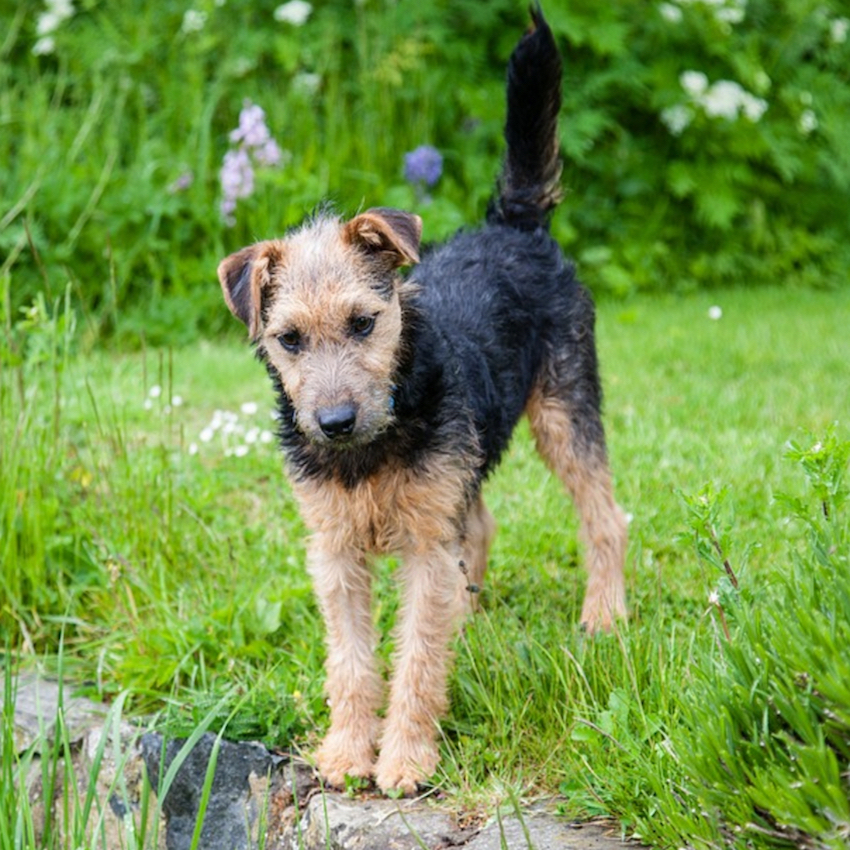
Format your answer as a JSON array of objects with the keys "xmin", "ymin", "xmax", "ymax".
[
  {"xmin": 219, "ymin": 100, "xmax": 285, "ymax": 226},
  {"xmin": 404, "ymin": 145, "xmax": 443, "ymax": 187},
  {"xmin": 168, "ymin": 170, "xmax": 194, "ymax": 194},
  {"xmin": 254, "ymin": 138, "xmax": 283, "ymax": 167},
  {"xmin": 220, "ymin": 148, "xmax": 254, "ymax": 200},
  {"xmin": 229, "ymin": 101, "xmax": 272, "ymax": 149}
]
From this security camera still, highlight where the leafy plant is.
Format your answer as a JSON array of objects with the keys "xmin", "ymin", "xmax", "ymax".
[{"xmin": 664, "ymin": 430, "xmax": 850, "ymax": 848}]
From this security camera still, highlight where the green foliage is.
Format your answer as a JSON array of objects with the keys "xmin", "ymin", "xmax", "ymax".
[
  {"xmin": 2, "ymin": 0, "xmax": 848, "ymax": 344},
  {"xmin": 664, "ymin": 430, "xmax": 850, "ymax": 849},
  {"xmin": 550, "ymin": 0, "xmax": 850, "ymax": 294}
]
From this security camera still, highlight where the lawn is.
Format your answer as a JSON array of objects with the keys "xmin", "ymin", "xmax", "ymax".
[{"xmin": 2, "ymin": 283, "xmax": 848, "ymax": 847}]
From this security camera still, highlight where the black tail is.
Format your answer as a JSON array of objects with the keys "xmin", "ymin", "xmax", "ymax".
[{"xmin": 487, "ymin": 6, "xmax": 563, "ymax": 231}]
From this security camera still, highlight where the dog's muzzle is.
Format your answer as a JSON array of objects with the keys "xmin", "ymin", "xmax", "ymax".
[{"xmin": 317, "ymin": 403, "xmax": 357, "ymax": 440}]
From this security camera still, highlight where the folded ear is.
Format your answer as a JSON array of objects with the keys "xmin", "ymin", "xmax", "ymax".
[
  {"xmin": 217, "ymin": 241, "xmax": 284, "ymax": 339},
  {"xmin": 343, "ymin": 208, "xmax": 422, "ymax": 268}
]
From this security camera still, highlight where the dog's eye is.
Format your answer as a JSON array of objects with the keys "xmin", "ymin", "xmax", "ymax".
[
  {"xmin": 350, "ymin": 315, "xmax": 375, "ymax": 338},
  {"xmin": 278, "ymin": 330, "xmax": 303, "ymax": 352}
]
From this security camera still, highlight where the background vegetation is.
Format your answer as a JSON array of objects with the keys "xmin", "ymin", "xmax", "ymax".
[
  {"xmin": 2, "ymin": 0, "xmax": 850, "ymax": 346},
  {"xmin": 1, "ymin": 0, "xmax": 849, "ymax": 848}
]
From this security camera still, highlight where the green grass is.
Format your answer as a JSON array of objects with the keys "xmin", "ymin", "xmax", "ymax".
[{"xmin": 2, "ymin": 284, "xmax": 849, "ymax": 847}]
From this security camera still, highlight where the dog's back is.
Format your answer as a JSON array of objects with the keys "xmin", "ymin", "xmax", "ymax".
[{"xmin": 410, "ymin": 10, "xmax": 595, "ymax": 477}]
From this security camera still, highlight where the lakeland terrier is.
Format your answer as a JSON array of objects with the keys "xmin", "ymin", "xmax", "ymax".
[{"xmin": 217, "ymin": 8, "xmax": 627, "ymax": 795}]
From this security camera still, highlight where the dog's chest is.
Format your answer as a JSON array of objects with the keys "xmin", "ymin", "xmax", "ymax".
[{"xmin": 291, "ymin": 456, "xmax": 473, "ymax": 555}]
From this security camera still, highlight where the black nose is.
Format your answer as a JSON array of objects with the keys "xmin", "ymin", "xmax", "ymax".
[{"xmin": 317, "ymin": 404, "xmax": 357, "ymax": 439}]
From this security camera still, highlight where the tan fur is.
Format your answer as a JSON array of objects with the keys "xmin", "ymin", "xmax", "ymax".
[{"xmin": 525, "ymin": 384, "xmax": 627, "ymax": 631}]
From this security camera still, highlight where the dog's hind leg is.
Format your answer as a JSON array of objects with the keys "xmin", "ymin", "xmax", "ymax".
[
  {"xmin": 526, "ymin": 379, "xmax": 627, "ymax": 633},
  {"xmin": 307, "ymin": 535, "xmax": 383, "ymax": 787}
]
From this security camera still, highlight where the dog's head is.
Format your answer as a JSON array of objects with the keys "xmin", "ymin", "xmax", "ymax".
[{"xmin": 217, "ymin": 208, "xmax": 421, "ymax": 448}]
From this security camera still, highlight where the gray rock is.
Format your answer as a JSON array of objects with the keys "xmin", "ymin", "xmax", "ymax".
[
  {"xmin": 141, "ymin": 732, "xmax": 288, "ymax": 850},
  {"xmin": 10, "ymin": 677, "xmax": 636, "ymax": 850}
]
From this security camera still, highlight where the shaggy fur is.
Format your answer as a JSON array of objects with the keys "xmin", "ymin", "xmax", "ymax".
[{"xmin": 217, "ymin": 8, "xmax": 627, "ymax": 795}]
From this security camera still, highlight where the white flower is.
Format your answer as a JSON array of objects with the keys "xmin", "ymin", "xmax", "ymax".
[
  {"xmin": 708, "ymin": 590, "xmax": 720, "ymax": 606},
  {"xmin": 740, "ymin": 93, "xmax": 768, "ymax": 122},
  {"xmin": 799, "ymin": 109, "xmax": 818, "ymax": 135},
  {"xmin": 32, "ymin": 36, "xmax": 56, "ymax": 55},
  {"xmin": 149, "ymin": 385, "xmax": 162, "ymax": 398},
  {"xmin": 188, "ymin": 442, "xmax": 199, "ymax": 455},
  {"xmin": 241, "ymin": 401, "xmax": 258, "ymax": 415},
  {"xmin": 701, "ymin": 80, "xmax": 746, "ymax": 120},
  {"xmin": 171, "ymin": 395, "xmax": 184, "ymax": 407},
  {"xmin": 661, "ymin": 104, "xmax": 693, "ymax": 136},
  {"xmin": 200, "ymin": 427, "xmax": 214, "ymax": 443},
  {"xmin": 245, "ymin": 428, "xmax": 260, "ymax": 444},
  {"xmin": 181, "ymin": 9, "xmax": 207, "ymax": 33},
  {"xmin": 37, "ymin": 12, "xmax": 63, "ymax": 35},
  {"xmin": 293, "ymin": 72, "xmax": 322, "ymax": 97},
  {"xmin": 143, "ymin": 398, "xmax": 153, "ymax": 411},
  {"xmin": 830, "ymin": 17, "xmax": 849, "ymax": 44},
  {"xmin": 680, "ymin": 70, "xmax": 709, "ymax": 98},
  {"xmin": 659, "ymin": 3, "xmax": 683, "ymax": 23},
  {"xmin": 274, "ymin": 0, "xmax": 312, "ymax": 26},
  {"xmin": 716, "ymin": 5, "xmax": 744, "ymax": 24},
  {"xmin": 708, "ymin": 305, "xmax": 722, "ymax": 320},
  {"xmin": 232, "ymin": 445, "xmax": 250, "ymax": 458},
  {"xmin": 260, "ymin": 430, "xmax": 274, "ymax": 444},
  {"xmin": 48, "ymin": 0, "xmax": 74, "ymax": 16}
]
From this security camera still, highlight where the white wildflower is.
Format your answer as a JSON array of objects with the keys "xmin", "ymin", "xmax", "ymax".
[
  {"xmin": 32, "ymin": 36, "xmax": 56, "ymax": 55},
  {"xmin": 701, "ymin": 80, "xmax": 745, "ymax": 120},
  {"xmin": 181, "ymin": 9, "xmax": 207, "ymax": 33},
  {"xmin": 708, "ymin": 305, "xmax": 722, "ymax": 320},
  {"xmin": 171, "ymin": 395, "xmax": 184, "ymax": 407},
  {"xmin": 661, "ymin": 104, "xmax": 693, "ymax": 136},
  {"xmin": 741, "ymin": 93, "xmax": 768, "ymax": 122},
  {"xmin": 149, "ymin": 385, "xmax": 162, "ymax": 398},
  {"xmin": 241, "ymin": 401, "xmax": 258, "ymax": 415},
  {"xmin": 830, "ymin": 17, "xmax": 849, "ymax": 44},
  {"xmin": 200, "ymin": 427, "xmax": 215, "ymax": 443},
  {"xmin": 232, "ymin": 445, "xmax": 250, "ymax": 458},
  {"xmin": 659, "ymin": 3, "xmax": 683, "ymax": 23},
  {"xmin": 799, "ymin": 109, "xmax": 818, "ymax": 135},
  {"xmin": 274, "ymin": 0, "xmax": 312, "ymax": 26},
  {"xmin": 245, "ymin": 428, "xmax": 260, "ymax": 444},
  {"xmin": 716, "ymin": 5, "xmax": 744, "ymax": 24},
  {"xmin": 37, "ymin": 12, "xmax": 63, "ymax": 35},
  {"xmin": 680, "ymin": 70, "xmax": 709, "ymax": 98},
  {"xmin": 260, "ymin": 430, "xmax": 274, "ymax": 444},
  {"xmin": 293, "ymin": 72, "xmax": 322, "ymax": 97},
  {"xmin": 188, "ymin": 443, "xmax": 199, "ymax": 455},
  {"xmin": 708, "ymin": 590, "xmax": 720, "ymax": 606}
]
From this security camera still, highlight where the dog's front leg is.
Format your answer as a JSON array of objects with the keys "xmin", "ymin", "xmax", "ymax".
[
  {"xmin": 307, "ymin": 534, "xmax": 383, "ymax": 787},
  {"xmin": 375, "ymin": 541, "xmax": 461, "ymax": 795}
]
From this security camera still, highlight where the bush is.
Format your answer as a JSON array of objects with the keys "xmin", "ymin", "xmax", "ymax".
[
  {"xmin": 1, "ymin": 0, "xmax": 848, "ymax": 342},
  {"xmin": 666, "ymin": 430, "xmax": 850, "ymax": 848}
]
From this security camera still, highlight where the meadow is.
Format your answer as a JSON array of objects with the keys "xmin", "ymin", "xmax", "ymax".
[
  {"xmin": 2, "ymin": 284, "xmax": 849, "ymax": 847},
  {"xmin": 2, "ymin": 0, "xmax": 850, "ymax": 847}
]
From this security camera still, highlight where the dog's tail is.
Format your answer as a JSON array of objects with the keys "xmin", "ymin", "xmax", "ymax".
[{"xmin": 487, "ymin": 5, "xmax": 563, "ymax": 231}]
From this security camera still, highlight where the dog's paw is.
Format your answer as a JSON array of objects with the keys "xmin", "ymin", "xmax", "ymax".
[
  {"xmin": 579, "ymin": 583, "xmax": 627, "ymax": 633},
  {"xmin": 315, "ymin": 731, "xmax": 376, "ymax": 789},
  {"xmin": 374, "ymin": 735, "xmax": 439, "ymax": 796}
]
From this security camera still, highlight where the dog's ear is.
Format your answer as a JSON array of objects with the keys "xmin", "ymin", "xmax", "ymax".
[
  {"xmin": 217, "ymin": 241, "xmax": 284, "ymax": 340},
  {"xmin": 343, "ymin": 208, "xmax": 422, "ymax": 268}
]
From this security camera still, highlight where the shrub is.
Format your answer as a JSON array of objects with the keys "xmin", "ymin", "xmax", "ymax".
[
  {"xmin": 1, "ymin": 0, "xmax": 848, "ymax": 341},
  {"xmin": 666, "ymin": 430, "xmax": 850, "ymax": 848}
]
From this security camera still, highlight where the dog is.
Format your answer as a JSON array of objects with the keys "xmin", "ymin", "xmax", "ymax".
[{"xmin": 217, "ymin": 7, "xmax": 627, "ymax": 796}]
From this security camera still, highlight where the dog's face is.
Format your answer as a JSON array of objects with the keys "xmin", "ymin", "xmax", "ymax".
[{"xmin": 218, "ymin": 209, "xmax": 421, "ymax": 448}]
